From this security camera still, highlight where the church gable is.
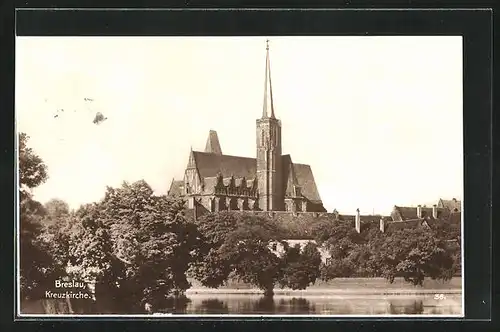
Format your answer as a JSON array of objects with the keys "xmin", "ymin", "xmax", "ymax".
[
  {"xmin": 204, "ymin": 130, "xmax": 223, "ymax": 155},
  {"xmin": 185, "ymin": 150, "xmax": 203, "ymax": 194},
  {"xmin": 187, "ymin": 149, "xmax": 197, "ymax": 169},
  {"xmin": 168, "ymin": 179, "xmax": 184, "ymax": 196}
]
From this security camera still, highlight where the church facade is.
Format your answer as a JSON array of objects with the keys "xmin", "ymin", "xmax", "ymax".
[{"xmin": 168, "ymin": 41, "xmax": 326, "ymax": 213}]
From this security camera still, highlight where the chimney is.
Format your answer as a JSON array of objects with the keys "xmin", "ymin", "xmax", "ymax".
[
  {"xmin": 193, "ymin": 198, "xmax": 198, "ymax": 221},
  {"xmin": 416, "ymin": 205, "xmax": 422, "ymax": 219},
  {"xmin": 188, "ymin": 196, "xmax": 195, "ymax": 209},
  {"xmin": 379, "ymin": 218, "xmax": 385, "ymax": 233},
  {"xmin": 432, "ymin": 204, "xmax": 438, "ymax": 219},
  {"xmin": 355, "ymin": 208, "xmax": 361, "ymax": 233}
]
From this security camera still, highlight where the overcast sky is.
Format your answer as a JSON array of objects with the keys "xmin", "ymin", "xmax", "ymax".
[{"xmin": 16, "ymin": 36, "xmax": 463, "ymax": 215}]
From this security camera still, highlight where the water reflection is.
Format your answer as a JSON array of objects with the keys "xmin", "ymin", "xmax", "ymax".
[
  {"xmin": 195, "ymin": 299, "xmax": 229, "ymax": 314},
  {"xmin": 169, "ymin": 294, "xmax": 462, "ymax": 315},
  {"xmin": 250, "ymin": 297, "xmax": 315, "ymax": 314},
  {"xmin": 155, "ymin": 296, "xmax": 190, "ymax": 314},
  {"xmin": 388, "ymin": 301, "xmax": 424, "ymax": 314},
  {"xmin": 280, "ymin": 298, "xmax": 315, "ymax": 314},
  {"xmin": 253, "ymin": 296, "xmax": 274, "ymax": 313}
]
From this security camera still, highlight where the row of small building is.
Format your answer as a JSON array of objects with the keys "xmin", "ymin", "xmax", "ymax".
[
  {"xmin": 352, "ymin": 197, "xmax": 462, "ymax": 233},
  {"xmin": 180, "ymin": 198, "xmax": 462, "ymax": 264},
  {"xmin": 272, "ymin": 198, "xmax": 461, "ymax": 263},
  {"xmin": 186, "ymin": 197, "xmax": 461, "ymax": 235}
]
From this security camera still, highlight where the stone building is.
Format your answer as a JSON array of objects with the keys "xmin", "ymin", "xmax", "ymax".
[
  {"xmin": 391, "ymin": 198, "xmax": 462, "ymax": 222},
  {"xmin": 437, "ymin": 198, "xmax": 461, "ymax": 213},
  {"xmin": 168, "ymin": 41, "xmax": 326, "ymax": 213},
  {"xmin": 385, "ymin": 198, "xmax": 462, "ymax": 232},
  {"xmin": 166, "ymin": 40, "xmax": 461, "ymax": 240}
]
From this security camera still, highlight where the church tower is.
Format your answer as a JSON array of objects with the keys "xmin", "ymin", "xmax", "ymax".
[{"xmin": 256, "ymin": 40, "xmax": 283, "ymax": 211}]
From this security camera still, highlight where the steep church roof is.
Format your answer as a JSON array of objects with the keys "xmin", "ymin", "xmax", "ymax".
[
  {"xmin": 189, "ymin": 151, "xmax": 322, "ymax": 203},
  {"xmin": 280, "ymin": 154, "xmax": 322, "ymax": 202},
  {"xmin": 289, "ymin": 164, "xmax": 322, "ymax": 203},
  {"xmin": 191, "ymin": 151, "xmax": 257, "ymax": 180},
  {"xmin": 282, "ymin": 154, "xmax": 298, "ymax": 197}
]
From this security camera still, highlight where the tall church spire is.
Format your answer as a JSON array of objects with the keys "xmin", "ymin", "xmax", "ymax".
[
  {"xmin": 256, "ymin": 40, "xmax": 282, "ymax": 211},
  {"xmin": 262, "ymin": 40, "xmax": 275, "ymax": 119}
]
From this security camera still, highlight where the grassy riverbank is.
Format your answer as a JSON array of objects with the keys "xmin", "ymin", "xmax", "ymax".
[
  {"xmin": 186, "ymin": 277, "xmax": 462, "ymax": 296},
  {"xmin": 186, "ymin": 288, "xmax": 462, "ymax": 296}
]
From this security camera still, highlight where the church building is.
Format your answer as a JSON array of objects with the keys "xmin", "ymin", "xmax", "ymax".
[{"xmin": 168, "ymin": 41, "xmax": 326, "ymax": 213}]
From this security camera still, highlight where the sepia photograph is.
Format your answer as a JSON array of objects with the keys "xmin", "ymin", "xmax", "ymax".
[{"xmin": 16, "ymin": 36, "xmax": 463, "ymax": 317}]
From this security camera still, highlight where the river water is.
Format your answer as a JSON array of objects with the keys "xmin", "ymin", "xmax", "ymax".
[
  {"xmin": 20, "ymin": 278, "xmax": 462, "ymax": 316},
  {"xmin": 159, "ymin": 293, "xmax": 462, "ymax": 315},
  {"xmin": 168, "ymin": 277, "xmax": 463, "ymax": 315}
]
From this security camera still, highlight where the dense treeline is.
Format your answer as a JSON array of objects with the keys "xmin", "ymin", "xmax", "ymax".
[
  {"xmin": 309, "ymin": 219, "xmax": 459, "ymax": 285},
  {"xmin": 19, "ymin": 132, "xmax": 460, "ymax": 313},
  {"xmin": 189, "ymin": 212, "xmax": 322, "ymax": 296}
]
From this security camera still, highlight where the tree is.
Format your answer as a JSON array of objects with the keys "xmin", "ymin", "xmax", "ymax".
[
  {"xmin": 18, "ymin": 133, "xmax": 56, "ymax": 299},
  {"xmin": 278, "ymin": 242, "xmax": 322, "ymax": 290},
  {"xmin": 66, "ymin": 180, "xmax": 202, "ymax": 312},
  {"xmin": 39, "ymin": 198, "xmax": 72, "ymax": 269},
  {"xmin": 43, "ymin": 199, "xmax": 70, "ymax": 224},
  {"xmin": 67, "ymin": 203, "xmax": 124, "ymax": 303},
  {"xmin": 187, "ymin": 213, "xmax": 235, "ymax": 288},
  {"xmin": 19, "ymin": 133, "xmax": 48, "ymax": 200},
  {"xmin": 41, "ymin": 215, "xmax": 77, "ymax": 275},
  {"xmin": 312, "ymin": 219, "xmax": 364, "ymax": 251},
  {"xmin": 430, "ymin": 220, "xmax": 461, "ymax": 276},
  {"xmin": 315, "ymin": 217, "xmax": 456, "ymax": 285},
  {"xmin": 189, "ymin": 212, "xmax": 283, "ymax": 296},
  {"xmin": 19, "ymin": 198, "xmax": 55, "ymax": 299},
  {"xmin": 368, "ymin": 227, "xmax": 455, "ymax": 286},
  {"xmin": 313, "ymin": 219, "xmax": 367, "ymax": 280}
]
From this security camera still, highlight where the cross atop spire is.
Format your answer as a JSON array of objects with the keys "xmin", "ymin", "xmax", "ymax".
[{"xmin": 262, "ymin": 40, "xmax": 275, "ymax": 119}]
